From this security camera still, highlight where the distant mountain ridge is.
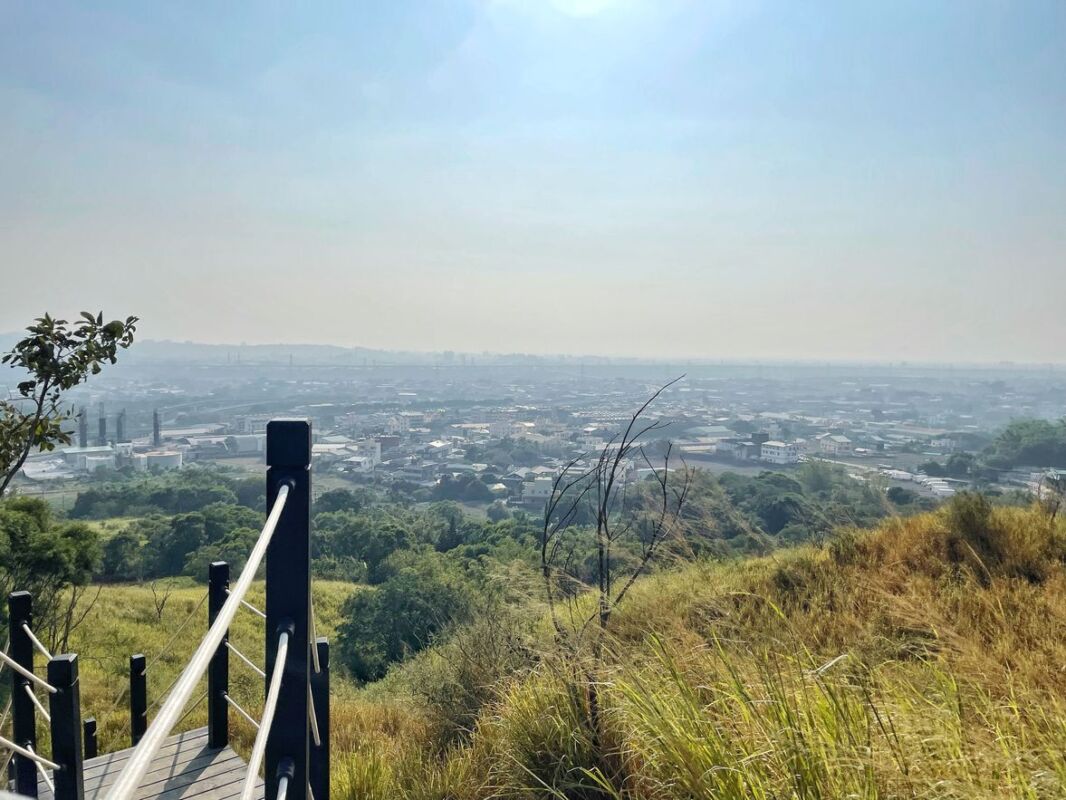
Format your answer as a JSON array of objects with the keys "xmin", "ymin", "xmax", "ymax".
[{"xmin": 97, "ymin": 339, "xmax": 632, "ymax": 366}]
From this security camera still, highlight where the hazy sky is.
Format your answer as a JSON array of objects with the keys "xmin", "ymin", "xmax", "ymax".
[{"xmin": 1, "ymin": 1, "xmax": 1064, "ymax": 362}]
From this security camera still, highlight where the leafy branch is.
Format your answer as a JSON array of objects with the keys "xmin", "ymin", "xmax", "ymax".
[{"xmin": 0, "ymin": 312, "xmax": 138, "ymax": 497}]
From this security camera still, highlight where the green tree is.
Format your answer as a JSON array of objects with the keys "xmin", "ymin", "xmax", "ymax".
[
  {"xmin": 316, "ymin": 488, "xmax": 365, "ymax": 514},
  {"xmin": 183, "ymin": 526, "xmax": 261, "ymax": 579},
  {"xmin": 0, "ymin": 312, "xmax": 137, "ymax": 497},
  {"xmin": 337, "ymin": 551, "xmax": 473, "ymax": 682},
  {"xmin": 985, "ymin": 419, "xmax": 1066, "ymax": 469},
  {"xmin": 886, "ymin": 486, "xmax": 919, "ymax": 506},
  {"xmin": 148, "ymin": 512, "xmax": 206, "ymax": 576},
  {"xmin": 945, "ymin": 452, "xmax": 976, "ymax": 478},
  {"xmin": 100, "ymin": 528, "xmax": 145, "ymax": 581},
  {"xmin": 0, "ymin": 497, "xmax": 102, "ymax": 649},
  {"xmin": 201, "ymin": 502, "xmax": 263, "ymax": 544},
  {"xmin": 486, "ymin": 500, "xmax": 511, "ymax": 523}
]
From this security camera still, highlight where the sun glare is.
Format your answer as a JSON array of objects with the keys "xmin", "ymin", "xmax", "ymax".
[{"xmin": 549, "ymin": 0, "xmax": 617, "ymax": 18}]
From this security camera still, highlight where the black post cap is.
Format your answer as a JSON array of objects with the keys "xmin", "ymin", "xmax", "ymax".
[{"xmin": 266, "ymin": 419, "xmax": 312, "ymax": 467}]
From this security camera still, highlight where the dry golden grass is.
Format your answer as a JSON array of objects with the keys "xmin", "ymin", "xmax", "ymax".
[
  {"xmin": 15, "ymin": 501, "xmax": 1066, "ymax": 798},
  {"xmin": 324, "ymin": 501, "xmax": 1066, "ymax": 799}
]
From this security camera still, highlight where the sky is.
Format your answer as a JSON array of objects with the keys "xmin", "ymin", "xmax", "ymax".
[{"xmin": 1, "ymin": 0, "xmax": 1064, "ymax": 362}]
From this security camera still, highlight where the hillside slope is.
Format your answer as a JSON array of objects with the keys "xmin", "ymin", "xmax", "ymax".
[{"xmin": 334, "ymin": 497, "xmax": 1066, "ymax": 799}]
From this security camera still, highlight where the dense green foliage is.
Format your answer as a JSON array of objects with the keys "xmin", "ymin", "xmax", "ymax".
[
  {"xmin": 0, "ymin": 497, "xmax": 101, "ymax": 662},
  {"xmin": 337, "ymin": 551, "xmax": 476, "ymax": 682},
  {"xmin": 984, "ymin": 417, "xmax": 1066, "ymax": 469},
  {"xmin": 58, "ymin": 460, "xmax": 927, "ymax": 682},
  {"xmin": 0, "ymin": 497, "xmax": 100, "ymax": 598},
  {"xmin": 70, "ymin": 466, "xmax": 261, "ymax": 517},
  {"xmin": 920, "ymin": 418, "xmax": 1066, "ymax": 478}
]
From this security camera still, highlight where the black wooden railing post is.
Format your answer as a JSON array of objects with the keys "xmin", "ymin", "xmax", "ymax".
[
  {"xmin": 309, "ymin": 638, "xmax": 330, "ymax": 800},
  {"xmin": 208, "ymin": 561, "xmax": 230, "ymax": 748},
  {"xmin": 9, "ymin": 591, "xmax": 38, "ymax": 797},
  {"xmin": 48, "ymin": 654, "xmax": 84, "ymax": 800},
  {"xmin": 83, "ymin": 718, "xmax": 97, "ymax": 760},
  {"xmin": 129, "ymin": 654, "xmax": 147, "ymax": 745},
  {"xmin": 265, "ymin": 419, "xmax": 311, "ymax": 800}
]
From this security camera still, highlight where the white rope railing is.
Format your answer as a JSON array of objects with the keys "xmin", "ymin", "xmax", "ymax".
[
  {"xmin": 27, "ymin": 745, "xmax": 54, "ymax": 794},
  {"xmin": 0, "ymin": 735, "xmax": 59, "ymax": 771},
  {"xmin": 228, "ymin": 591, "xmax": 268, "ymax": 621},
  {"xmin": 24, "ymin": 684, "xmax": 50, "ymax": 723},
  {"xmin": 0, "ymin": 650, "xmax": 56, "ymax": 694},
  {"xmin": 22, "ymin": 624, "xmax": 52, "ymax": 661},
  {"xmin": 241, "ymin": 598, "xmax": 267, "ymax": 620},
  {"xmin": 107, "ymin": 482, "xmax": 291, "ymax": 800},
  {"xmin": 116, "ymin": 590, "xmax": 208, "ymax": 718},
  {"xmin": 223, "ymin": 693, "xmax": 260, "ymax": 730},
  {"xmin": 309, "ymin": 595, "xmax": 321, "ymax": 674},
  {"xmin": 240, "ymin": 629, "xmax": 290, "ymax": 800},
  {"xmin": 225, "ymin": 641, "xmax": 266, "ymax": 678},
  {"xmin": 307, "ymin": 685, "xmax": 321, "ymax": 748}
]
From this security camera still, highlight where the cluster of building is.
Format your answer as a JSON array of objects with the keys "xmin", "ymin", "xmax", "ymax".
[
  {"xmin": 20, "ymin": 408, "xmax": 185, "ymax": 482},
  {"xmin": 15, "ymin": 362, "xmax": 1065, "ymax": 506}
]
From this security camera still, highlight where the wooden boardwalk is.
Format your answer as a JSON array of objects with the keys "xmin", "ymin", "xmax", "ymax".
[{"xmin": 35, "ymin": 728, "xmax": 263, "ymax": 800}]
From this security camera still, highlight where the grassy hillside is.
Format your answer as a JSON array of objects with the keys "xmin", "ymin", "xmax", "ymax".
[
  {"xmin": 13, "ymin": 497, "xmax": 1066, "ymax": 797},
  {"xmin": 326, "ymin": 498, "xmax": 1066, "ymax": 799},
  {"xmin": 29, "ymin": 579, "xmax": 359, "ymax": 756}
]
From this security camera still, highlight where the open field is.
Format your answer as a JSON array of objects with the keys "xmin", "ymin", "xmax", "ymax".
[{"xmin": 22, "ymin": 579, "xmax": 361, "ymax": 758}]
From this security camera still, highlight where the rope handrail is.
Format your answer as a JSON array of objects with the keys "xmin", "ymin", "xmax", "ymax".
[
  {"xmin": 223, "ymin": 693, "xmax": 260, "ymax": 730},
  {"xmin": 225, "ymin": 641, "xmax": 266, "ymax": 678},
  {"xmin": 240, "ymin": 629, "xmax": 290, "ymax": 800},
  {"xmin": 27, "ymin": 745, "xmax": 54, "ymax": 794},
  {"xmin": 110, "ymin": 590, "xmax": 209, "ymax": 718},
  {"xmin": 232, "ymin": 595, "xmax": 267, "ymax": 620},
  {"xmin": 0, "ymin": 735, "xmax": 60, "ymax": 771},
  {"xmin": 107, "ymin": 482, "xmax": 291, "ymax": 800},
  {"xmin": 0, "ymin": 695, "xmax": 13, "ymax": 779},
  {"xmin": 309, "ymin": 595, "xmax": 321, "ymax": 674},
  {"xmin": 0, "ymin": 650, "xmax": 56, "ymax": 694},
  {"xmin": 22, "ymin": 624, "xmax": 52, "ymax": 661},
  {"xmin": 24, "ymin": 684, "xmax": 50, "ymax": 723},
  {"xmin": 307, "ymin": 685, "xmax": 321, "ymax": 748}
]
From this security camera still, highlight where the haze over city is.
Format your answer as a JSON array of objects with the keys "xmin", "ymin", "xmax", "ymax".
[{"xmin": 2, "ymin": 0, "xmax": 1064, "ymax": 362}]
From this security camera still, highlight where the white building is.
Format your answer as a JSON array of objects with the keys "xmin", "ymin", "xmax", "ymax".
[
  {"xmin": 761, "ymin": 441, "xmax": 800, "ymax": 465},
  {"xmin": 233, "ymin": 415, "xmax": 273, "ymax": 434},
  {"xmin": 522, "ymin": 475, "xmax": 556, "ymax": 504},
  {"xmin": 343, "ymin": 455, "xmax": 376, "ymax": 474},
  {"xmin": 819, "ymin": 434, "xmax": 852, "ymax": 456},
  {"xmin": 133, "ymin": 450, "xmax": 184, "ymax": 471}
]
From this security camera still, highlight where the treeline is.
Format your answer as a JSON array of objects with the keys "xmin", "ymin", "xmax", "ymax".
[
  {"xmin": 984, "ymin": 418, "xmax": 1066, "ymax": 470},
  {"xmin": 70, "ymin": 467, "xmax": 264, "ymax": 517},
  {"xmin": 3, "ymin": 461, "xmax": 931, "ymax": 683},
  {"xmin": 918, "ymin": 418, "xmax": 1066, "ymax": 480}
]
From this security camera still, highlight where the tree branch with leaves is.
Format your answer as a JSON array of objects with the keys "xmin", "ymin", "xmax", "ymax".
[{"xmin": 0, "ymin": 312, "xmax": 137, "ymax": 497}]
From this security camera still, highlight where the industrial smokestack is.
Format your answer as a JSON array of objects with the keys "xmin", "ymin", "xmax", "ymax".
[
  {"xmin": 78, "ymin": 409, "xmax": 88, "ymax": 448},
  {"xmin": 153, "ymin": 409, "xmax": 162, "ymax": 447},
  {"xmin": 116, "ymin": 409, "xmax": 127, "ymax": 443}
]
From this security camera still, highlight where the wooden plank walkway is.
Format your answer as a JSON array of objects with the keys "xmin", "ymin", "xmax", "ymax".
[{"xmin": 35, "ymin": 728, "xmax": 263, "ymax": 800}]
